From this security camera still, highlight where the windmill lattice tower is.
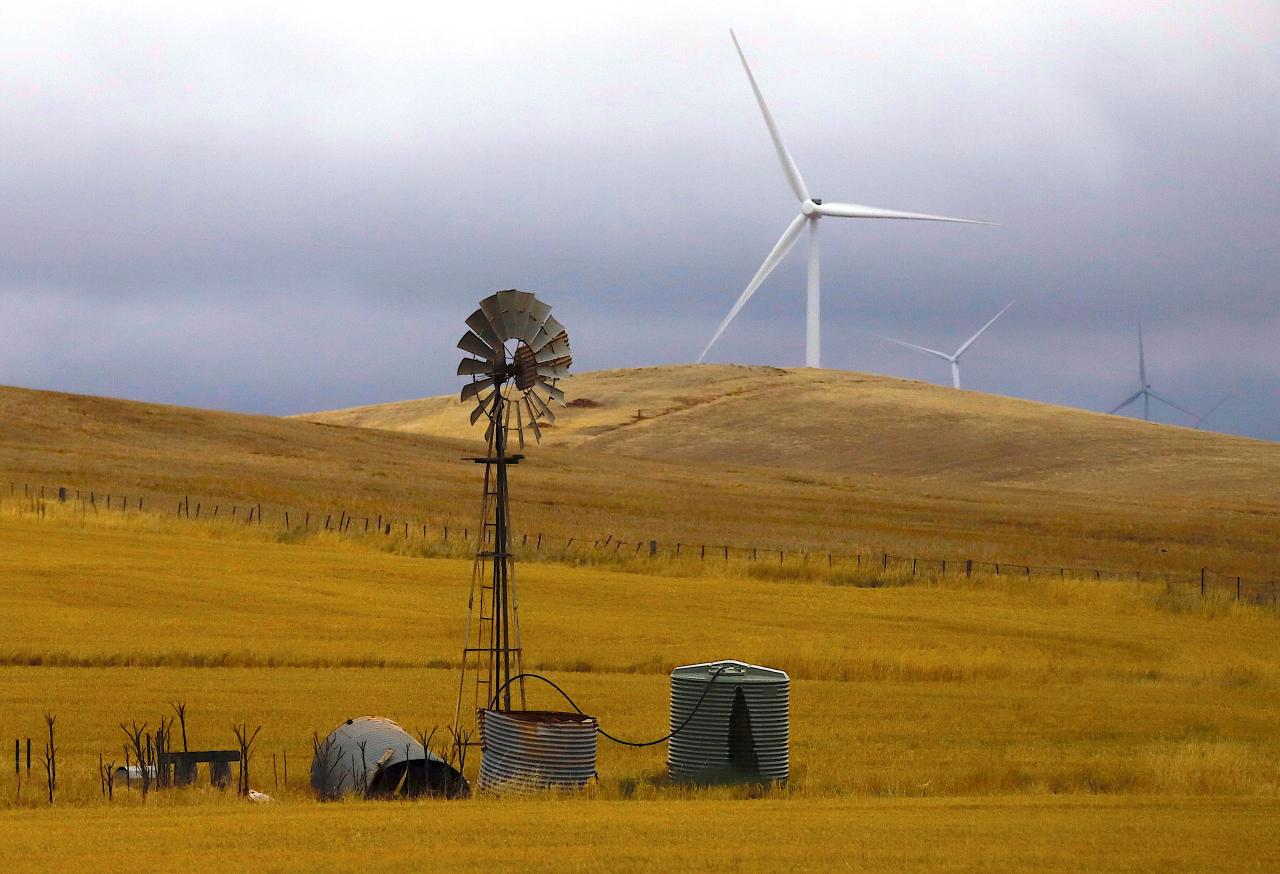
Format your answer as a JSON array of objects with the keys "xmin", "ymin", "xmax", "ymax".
[{"xmin": 451, "ymin": 290, "xmax": 571, "ymax": 747}]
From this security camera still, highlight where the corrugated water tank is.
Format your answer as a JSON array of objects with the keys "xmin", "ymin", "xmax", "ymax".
[
  {"xmin": 477, "ymin": 709, "xmax": 598, "ymax": 796},
  {"xmin": 668, "ymin": 659, "xmax": 789, "ymax": 784}
]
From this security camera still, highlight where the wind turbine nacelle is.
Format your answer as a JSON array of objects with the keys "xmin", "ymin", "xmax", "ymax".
[{"xmin": 801, "ymin": 198, "xmax": 822, "ymax": 216}]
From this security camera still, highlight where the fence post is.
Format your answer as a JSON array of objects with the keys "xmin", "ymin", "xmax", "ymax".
[
  {"xmin": 649, "ymin": 540, "xmax": 657, "ymax": 557},
  {"xmin": 912, "ymin": 558, "xmax": 917, "ymax": 576},
  {"xmin": 700, "ymin": 545, "xmax": 705, "ymax": 561},
  {"xmin": 1235, "ymin": 576, "xmax": 1240, "ymax": 601},
  {"xmin": 723, "ymin": 545, "xmax": 728, "ymax": 562},
  {"xmin": 965, "ymin": 559, "xmax": 972, "ymax": 578},
  {"xmin": 537, "ymin": 533, "xmax": 543, "ymax": 550}
]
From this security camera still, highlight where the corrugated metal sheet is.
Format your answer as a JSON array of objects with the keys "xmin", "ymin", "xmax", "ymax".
[
  {"xmin": 477, "ymin": 709, "xmax": 598, "ymax": 796},
  {"xmin": 311, "ymin": 716, "xmax": 467, "ymax": 798},
  {"xmin": 668, "ymin": 659, "xmax": 790, "ymax": 784}
]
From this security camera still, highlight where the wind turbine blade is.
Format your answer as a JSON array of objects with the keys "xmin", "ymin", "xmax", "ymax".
[
  {"xmin": 874, "ymin": 334, "xmax": 952, "ymax": 362},
  {"xmin": 1148, "ymin": 390, "xmax": 1198, "ymax": 419},
  {"xmin": 814, "ymin": 201, "xmax": 996, "ymax": 224},
  {"xmin": 730, "ymin": 30, "xmax": 809, "ymax": 203},
  {"xmin": 1195, "ymin": 395, "xmax": 1230, "ymax": 428},
  {"xmin": 1137, "ymin": 321, "xmax": 1147, "ymax": 386},
  {"xmin": 698, "ymin": 213, "xmax": 807, "ymax": 362},
  {"xmin": 1108, "ymin": 391, "xmax": 1143, "ymax": 415},
  {"xmin": 954, "ymin": 301, "xmax": 1014, "ymax": 358}
]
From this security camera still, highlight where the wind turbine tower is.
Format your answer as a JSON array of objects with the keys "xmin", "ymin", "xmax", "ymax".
[
  {"xmin": 877, "ymin": 301, "xmax": 1014, "ymax": 389},
  {"xmin": 699, "ymin": 30, "xmax": 994, "ymax": 369}
]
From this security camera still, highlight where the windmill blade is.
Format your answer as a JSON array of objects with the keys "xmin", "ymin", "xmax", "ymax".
[
  {"xmin": 1108, "ymin": 391, "xmax": 1143, "ymax": 415},
  {"xmin": 466, "ymin": 309, "xmax": 503, "ymax": 352},
  {"xmin": 469, "ymin": 389, "xmax": 496, "ymax": 425},
  {"xmin": 814, "ymin": 201, "xmax": 995, "ymax": 224},
  {"xmin": 730, "ymin": 30, "xmax": 809, "ymax": 203},
  {"xmin": 1148, "ymin": 389, "xmax": 1198, "ymax": 419},
  {"xmin": 457, "ymin": 357, "xmax": 497, "ymax": 377},
  {"xmin": 954, "ymin": 301, "xmax": 1014, "ymax": 358},
  {"xmin": 875, "ymin": 334, "xmax": 952, "ymax": 363},
  {"xmin": 534, "ymin": 336, "xmax": 571, "ymax": 364},
  {"xmin": 535, "ymin": 378, "xmax": 565, "ymax": 405},
  {"xmin": 698, "ymin": 212, "xmax": 807, "ymax": 362},
  {"xmin": 460, "ymin": 377, "xmax": 495, "ymax": 403},
  {"xmin": 536, "ymin": 363, "xmax": 570, "ymax": 380},
  {"xmin": 507, "ymin": 290, "xmax": 536, "ymax": 343},
  {"xmin": 523, "ymin": 397, "xmax": 543, "ymax": 443},
  {"xmin": 530, "ymin": 317, "xmax": 566, "ymax": 354},
  {"xmin": 457, "ymin": 330, "xmax": 499, "ymax": 362},
  {"xmin": 479, "ymin": 294, "xmax": 511, "ymax": 341},
  {"xmin": 527, "ymin": 390, "xmax": 556, "ymax": 424},
  {"xmin": 522, "ymin": 298, "xmax": 552, "ymax": 344}
]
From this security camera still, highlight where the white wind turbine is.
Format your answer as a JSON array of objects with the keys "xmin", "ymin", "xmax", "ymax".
[
  {"xmin": 1108, "ymin": 323, "xmax": 1197, "ymax": 422},
  {"xmin": 698, "ymin": 30, "xmax": 994, "ymax": 369},
  {"xmin": 876, "ymin": 301, "xmax": 1014, "ymax": 389}
]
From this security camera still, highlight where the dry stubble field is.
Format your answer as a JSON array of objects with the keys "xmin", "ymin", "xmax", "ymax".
[{"xmin": 0, "ymin": 506, "xmax": 1278, "ymax": 871}]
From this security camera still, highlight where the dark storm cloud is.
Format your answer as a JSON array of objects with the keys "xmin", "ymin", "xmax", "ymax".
[{"xmin": 0, "ymin": 1, "xmax": 1276, "ymax": 437}]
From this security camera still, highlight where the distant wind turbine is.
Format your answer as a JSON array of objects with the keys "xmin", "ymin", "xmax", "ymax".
[
  {"xmin": 698, "ymin": 30, "xmax": 994, "ymax": 369},
  {"xmin": 1108, "ymin": 323, "xmax": 1196, "ymax": 422},
  {"xmin": 1194, "ymin": 395, "xmax": 1230, "ymax": 430},
  {"xmin": 876, "ymin": 301, "xmax": 1014, "ymax": 389}
]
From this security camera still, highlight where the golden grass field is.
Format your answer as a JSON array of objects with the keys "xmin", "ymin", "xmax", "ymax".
[
  {"xmin": 1, "ymin": 500, "xmax": 1278, "ymax": 870},
  {"xmin": 1, "ymin": 369, "xmax": 1278, "ymax": 870}
]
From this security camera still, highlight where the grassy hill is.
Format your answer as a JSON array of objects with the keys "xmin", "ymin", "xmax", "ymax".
[
  {"xmin": 2, "ymin": 365, "xmax": 1278, "ymax": 575},
  {"xmin": 300, "ymin": 364, "xmax": 1280, "ymax": 574},
  {"xmin": 303, "ymin": 364, "xmax": 1278, "ymax": 497}
]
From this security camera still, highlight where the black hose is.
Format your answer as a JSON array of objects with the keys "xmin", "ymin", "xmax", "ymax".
[{"xmin": 484, "ymin": 667, "xmax": 730, "ymax": 748}]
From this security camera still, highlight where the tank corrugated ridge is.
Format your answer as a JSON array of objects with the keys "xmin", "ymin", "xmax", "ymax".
[
  {"xmin": 477, "ymin": 709, "xmax": 598, "ymax": 796},
  {"xmin": 668, "ymin": 660, "xmax": 790, "ymax": 783}
]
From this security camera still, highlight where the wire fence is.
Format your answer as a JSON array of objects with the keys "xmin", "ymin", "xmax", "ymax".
[{"xmin": 5, "ymin": 479, "xmax": 1278, "ymax": 606}]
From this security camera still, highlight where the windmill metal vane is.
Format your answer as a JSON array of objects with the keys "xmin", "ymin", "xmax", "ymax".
[{"xmin": 458, "ymin": 289, "xmax": 572, "ymax": 447}]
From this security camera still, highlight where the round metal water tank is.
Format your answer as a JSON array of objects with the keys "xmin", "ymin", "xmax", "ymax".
[
  {"xmin": 477, "ymin": 709, "xmax": 598, "ymax": 796},
  {"xmin": 668, "ymin": 659, "xmax": 789, "ymax": 784}
]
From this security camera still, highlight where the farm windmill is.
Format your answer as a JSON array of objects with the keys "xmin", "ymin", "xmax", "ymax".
[{"xmin": 451, "ymin": 290, "xmax": 571, "ymax": 744}]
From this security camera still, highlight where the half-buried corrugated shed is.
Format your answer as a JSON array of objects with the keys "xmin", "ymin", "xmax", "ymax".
[{"xmin": 311, "ymin": 716, "xmax": 468, "ymax": 798}]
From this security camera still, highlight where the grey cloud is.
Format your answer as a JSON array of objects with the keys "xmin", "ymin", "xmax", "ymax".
[{"xmin": 0, "ymin": 1, "xmax": 1275, "ymax": 438}]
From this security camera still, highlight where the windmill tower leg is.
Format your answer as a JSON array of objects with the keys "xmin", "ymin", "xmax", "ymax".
[
  {"xmin": 805, "ymin": 217, "xmax": 821, "ymax": 368},
  {"xmin": 950, "ymin": 361, "xmax": 961, "ymax": 390}
]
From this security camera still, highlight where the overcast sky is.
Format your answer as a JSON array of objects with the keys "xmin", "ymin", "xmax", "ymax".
[{"xmin": 2, "ymin": 1, "xmax": 1276, "ymax": 438}]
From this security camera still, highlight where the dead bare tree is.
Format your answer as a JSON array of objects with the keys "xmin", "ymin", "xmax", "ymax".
[
  {"xmin": 231, "ymin": 723, "xmax": 261, "ymax": 797},
  {"xmin": 120, "ymin": 722, "xmax": 150, "ymax": 798},
  {"xmin": 310, "ymin": 732, "xmax": 342, "ymax": 800},
  {"xmin": 99, "ymin": 755, "xmax": 116, "ymax": 801},
  {"xmin": 169, "ymin": 701, "xmax": 188, "ymax": 751},
  {"xmin": 41, "ymin": 714, "xmax": 56, "ymax": 804}
]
